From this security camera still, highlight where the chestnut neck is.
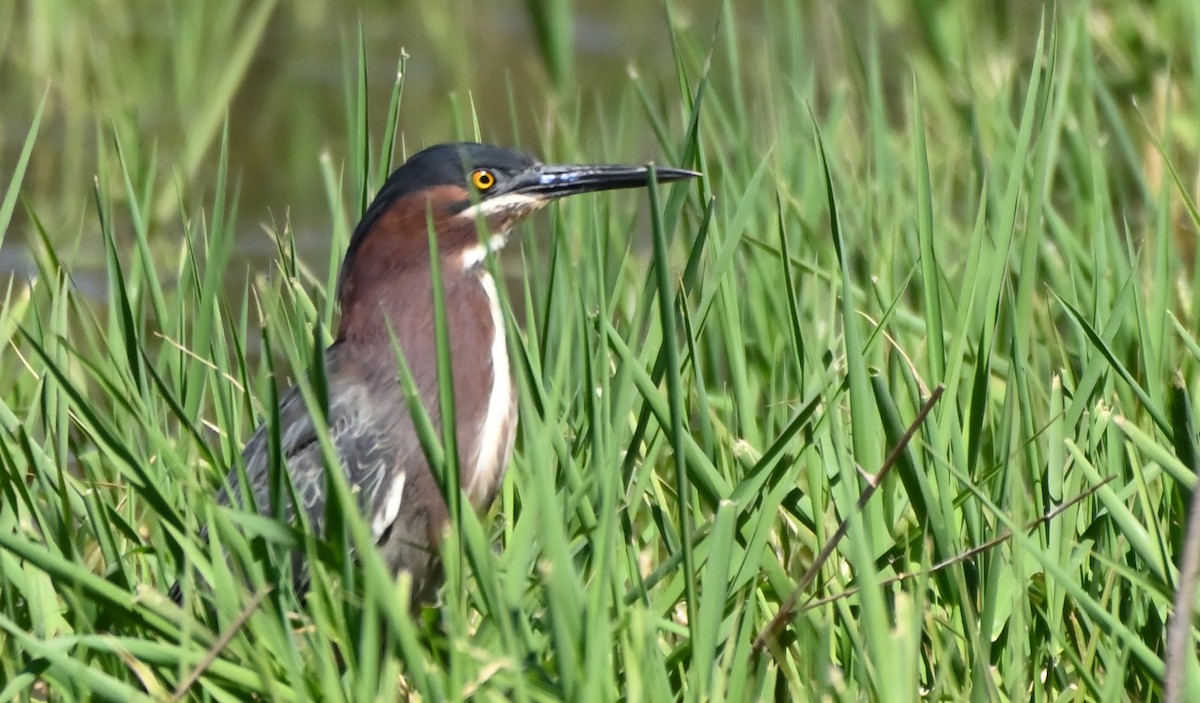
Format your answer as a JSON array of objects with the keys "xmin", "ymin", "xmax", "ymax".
[{"xmin": 335, "ymin": 190, "xmax": 484, "ymax": 346}]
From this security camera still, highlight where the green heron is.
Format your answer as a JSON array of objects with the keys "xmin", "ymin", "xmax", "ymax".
[{"xmin": 191, "ymin": 142, "xmax": 697, "ymax": 607}]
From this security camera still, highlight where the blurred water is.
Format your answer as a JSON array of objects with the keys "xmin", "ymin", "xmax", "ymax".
[{"xmin": 0, "ymin": 1, "xmax": 713, "ymax": 297}]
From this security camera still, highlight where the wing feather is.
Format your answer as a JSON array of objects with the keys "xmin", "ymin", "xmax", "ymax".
[{"xmin": 218, "ymin": 348, "xmax": 414, "ymax": 546}]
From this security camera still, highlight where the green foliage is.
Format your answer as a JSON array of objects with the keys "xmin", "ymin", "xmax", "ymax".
[{"xmin": 2, "ymin": 0, "xmax": 1199, "ymax": 700}]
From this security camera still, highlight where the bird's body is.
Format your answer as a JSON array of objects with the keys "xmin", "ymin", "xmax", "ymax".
[
  {"xmin": 222, "ymin": 243, "xmax": 514, "ymax": 602},
  {"xmin": 199, "ymin": 143, "xmax": 696, "ymax": 607}
]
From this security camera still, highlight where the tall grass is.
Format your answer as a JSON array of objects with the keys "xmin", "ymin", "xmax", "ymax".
[{"xmin": 2, "ymin": 1, "xmax": 1199, "ymax": 700}]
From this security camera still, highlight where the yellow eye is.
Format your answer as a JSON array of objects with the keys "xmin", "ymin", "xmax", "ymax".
[{"xmin": 471, "ymin": 169, "xmax": 496, "ymax": 191}]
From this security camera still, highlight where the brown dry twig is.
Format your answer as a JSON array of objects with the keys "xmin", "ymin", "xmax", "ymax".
[{"xmin": 751, "ymin": 384, "xmax": 944, "ymax": 654}]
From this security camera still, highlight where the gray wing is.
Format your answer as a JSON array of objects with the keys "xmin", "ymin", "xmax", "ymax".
[
  {"xmin": 216, "ymin": 350, "xmax": 414, "ymax": 571},
  {"xmin": 169, "ymin": 347, "xmax": 441, "ymax": 603}
]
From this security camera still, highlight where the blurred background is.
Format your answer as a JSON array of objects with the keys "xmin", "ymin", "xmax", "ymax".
[
  {"xmin": 4, "ymin": 0, "xmax": 1191, "ymax": 295},
  {"xmin": 2, "ymin": 0, "xmax": 718, "ymax": 291}
]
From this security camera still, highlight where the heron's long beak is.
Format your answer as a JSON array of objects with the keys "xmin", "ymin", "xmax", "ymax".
[{"xmin": 508, "ymin": 163, "xmax": 700, "ymax": 199}]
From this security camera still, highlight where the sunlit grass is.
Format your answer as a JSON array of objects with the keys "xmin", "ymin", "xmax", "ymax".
[{"xmin": 2, "ymin": 1, "xmax": 1200, "ymax": 700}]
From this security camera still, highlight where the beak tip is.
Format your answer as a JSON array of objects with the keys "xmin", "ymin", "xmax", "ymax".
[
  {"xmin": 659, "ymin": 166, "xmax": 702, "ymax": 181},
  {"xmin": 645, "ymin": 165, "xmax": 702, "ymax": 185}
]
